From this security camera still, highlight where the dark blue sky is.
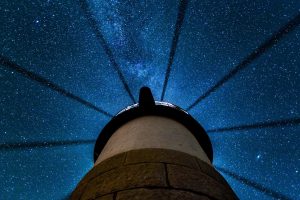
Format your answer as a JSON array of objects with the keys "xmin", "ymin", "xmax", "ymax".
[{"xmin": 0, "ymin": 0, "xmax": 299, "ymax": 199}]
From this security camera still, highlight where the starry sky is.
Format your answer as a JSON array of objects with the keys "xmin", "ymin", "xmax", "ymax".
[{"xmin": 0, "ymin": 0, "xmax": 299, "ymax": 199}]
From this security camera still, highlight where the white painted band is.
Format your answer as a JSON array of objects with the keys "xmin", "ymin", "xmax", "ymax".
[{"xmin": 95, "ymin": 116, "xmax": 211, "ymax": 165}]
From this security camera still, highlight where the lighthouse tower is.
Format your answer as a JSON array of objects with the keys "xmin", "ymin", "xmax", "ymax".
[{"xmin": 71, "ymin": 87, "xmax": 238, "ymax": 200}]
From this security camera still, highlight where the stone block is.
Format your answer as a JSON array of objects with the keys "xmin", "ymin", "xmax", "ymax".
[
  {"xmin": 70, "ymin": 152, "xmax": 126, "ymax": 200},
  {"xmin": 81, "ymin": 163, "xmax": 167, "ymax": 199},
  {"xmin": 167, "ymin": 164, "xmax": 236, "ymax": 200},
  {"xmin": 125, "ymin": 148, "xmax": 199, "ymax": 169},
  {"xmin": 116, "ymin": 188, "xmax": 211, "ymax": 200},
  {"xmin": 196, "ymin": 158, "xmax": 229, "ymax": 186},
  {"xmin": 95, "ymin": 194, "xmax": 114, "ymax": 200}
]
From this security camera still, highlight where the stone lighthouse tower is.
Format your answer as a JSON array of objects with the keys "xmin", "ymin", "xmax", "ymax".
[{"xmin": 70, "ymin": 87, "xmax": 238, "ymax": 200}]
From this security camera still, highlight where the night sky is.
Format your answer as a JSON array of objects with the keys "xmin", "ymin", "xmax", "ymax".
[{"xmin": 0, "ymin": 0, "xmax": 299, "ymax": 199}]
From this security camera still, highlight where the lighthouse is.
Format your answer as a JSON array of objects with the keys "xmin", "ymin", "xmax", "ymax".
[{"xmin": 70, "ymin": 87, "xmax": 238, "ymax": 200}]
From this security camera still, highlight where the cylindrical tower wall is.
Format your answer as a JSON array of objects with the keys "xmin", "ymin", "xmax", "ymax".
[
  {"xmin": 96, "ymin": 116, "xmax": 211, "ymax": 165},
  {"xmin": 71, "ymin": 148, "xmax": 238, "ymax": 200},
  {"xmin": 71, "ymin": 116, "xmax": 238, "ymax": 200}
]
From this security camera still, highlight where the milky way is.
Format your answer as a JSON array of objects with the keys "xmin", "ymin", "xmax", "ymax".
[{"xmin": 0, "ymin": 0, "xmax": 299, "ymax": 199}]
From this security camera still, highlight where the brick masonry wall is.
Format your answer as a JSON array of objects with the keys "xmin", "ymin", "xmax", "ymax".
[{"xmin": 70, "ymin": 148, "xmax": 239, "ymax": 200}]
